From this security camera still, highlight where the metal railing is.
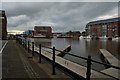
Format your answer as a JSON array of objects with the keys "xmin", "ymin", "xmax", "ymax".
[{"xmin": 16, "ymin": 37, "xmax": 120, "ymax": 80}]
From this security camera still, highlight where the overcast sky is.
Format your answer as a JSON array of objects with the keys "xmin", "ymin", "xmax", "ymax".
[{"xmin": 1, "ymin": 2, "xmax": 119, "ymax": 33}]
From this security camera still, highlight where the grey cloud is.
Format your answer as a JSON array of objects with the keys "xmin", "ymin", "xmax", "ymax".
[{"xmin": 2, "ymin": 2, "xmax": 118, "ymax": 32}]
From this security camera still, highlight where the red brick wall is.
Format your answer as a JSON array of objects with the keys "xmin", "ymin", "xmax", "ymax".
[{"xmin": 34, "ymin": 26, "xmax": 52, "ymax": 37}]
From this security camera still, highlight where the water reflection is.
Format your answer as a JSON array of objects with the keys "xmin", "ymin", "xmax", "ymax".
[
  {"xmin": 106, "ymin": 40, "xmax": 120, "ymax": 60},
  {"xmin": 65, "ymin": 38, "xmax": 80, "ymax": 44},
  {"xmin": 33, "ymin": 38, "xmax": 52, "ymax": 47}
]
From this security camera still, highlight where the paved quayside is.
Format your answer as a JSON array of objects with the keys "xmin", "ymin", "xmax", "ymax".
[{"xmin": 2, "ymin": 40, "xmax": 72, "ymax": 79}]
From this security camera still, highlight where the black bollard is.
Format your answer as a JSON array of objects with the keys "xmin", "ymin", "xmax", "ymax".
[{"xmin": 86, "ymin": 56, "xmax": 91, "ymax": 80}]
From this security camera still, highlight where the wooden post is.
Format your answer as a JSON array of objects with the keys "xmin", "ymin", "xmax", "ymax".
[
  {"xmin": 52, "ymin": 46, "xmax": 56, "ymax": 75},
  {"xmin": 32, "ymin": 42, "xmax": 34, "ymax": 57},
  {"xmin": 39, "ymin": 44, "xmax": 41, "ymax": 63},
  {"xmin": 86, "ymin": 56, "xmax": 91, "ymax": 80}
]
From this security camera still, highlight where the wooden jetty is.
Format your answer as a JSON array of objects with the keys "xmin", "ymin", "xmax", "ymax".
[
  {"xmin": 55, "ymin": 45, "xmax": 71, "ymax": 56},
  {"xmin": 100, "ymin": 49, "xmax": 120, "ymax": 79},
  {"xmin": 100, "ymin": 49, "xmax": 119, "ymax": 67}
]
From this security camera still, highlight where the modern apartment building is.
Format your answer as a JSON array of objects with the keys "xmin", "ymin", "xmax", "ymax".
[{"xmin": 86, "ymin": 17, "xmax": 120, "ymax": 38}]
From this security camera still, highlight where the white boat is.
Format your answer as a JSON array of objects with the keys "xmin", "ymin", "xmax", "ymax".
[
  {"xmin": 112, "ymin": 37, "xmax": 120, "ymax": 41},
  {"xmin": 79, "ymin": 36, "xmax": 91, "ymax": 39}
]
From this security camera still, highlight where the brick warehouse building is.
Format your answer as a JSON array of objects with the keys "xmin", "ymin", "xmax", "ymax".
[
  {"xmin": 34, "ymin": 26, "xmax": 52, "ymax": 37},
  {"xmin": 86, "ymin": 17, "xmax": 120, "ymax": 38},
  {"xmin": 0, "ymin": 10, "xmax": 7, "ymax": 40}
]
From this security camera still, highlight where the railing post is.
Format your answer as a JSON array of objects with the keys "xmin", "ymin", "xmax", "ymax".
[
  {"xmin": 21, "ymin": 39, "xmax": 23, "ymax": 46},
  {"xmin": 23, "ymin": 39, "xmax": 24, "ymax": 47},
  {"xmin": 20, "ymin": 39, "xmax": 22, "ymax": 45},
  {"xmin": 24, "ymin": 39, "xmax": 26, "ymax": 48},
  {"xmin": 32, "ymin": 42, "xmax": 34, "ymax": 57},
  {"xmin": 25, "ymin": 38, "xmax": 26, "ymax": 49},
  {"xmin": 19, "ymin": 38, "xmax": 20, "ymax": 44},
  {"xmin": 16, "ymin": 37, "xmax": 18, "ymax": 43},
  {"xmin": 39, "ymin": 44, "xmax": 41, "ymax": 63},
  {"xmin": 28, "ymin": 41, "xmax": 30, "ymax": 53},
  {"xmin": 22, "ymin": 39, "xmax": 24, "ymax": 47},
  {"xmin": 86, "ymin": 56, "xmax": 91, "ymax": 80},
  {"xmin": 26, "ymin": 39, "xmax": 27, "ymax": 49},
  {"xmin": 52, "ymin": 46, "xmax": 56, "ymax": 75},
  {"xmin": 20, "ymin": 38, "xmax": 21, "ymax": 44}
]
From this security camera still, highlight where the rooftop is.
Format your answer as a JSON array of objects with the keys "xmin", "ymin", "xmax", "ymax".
[
  {"xmin": 35, "ymin": 26, "xmax": 51, "ymax": 28},
  {"xmin": 87, "ymin": 17, "xmax": 120, "ymax": 25}
]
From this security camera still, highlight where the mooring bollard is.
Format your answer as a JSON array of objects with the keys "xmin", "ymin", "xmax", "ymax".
[
  {"xmin": 32, "ymin": 42, "xmax": 34, "ymax": 57},
  {"xmin": 28, "ymin": 41, "xmax": 30, "ymax": 53},
  {"xmin": 39, "ymin": 44, "xmax": 41, "ymax": 63},
  {"xmin": 52, "ymin": 46, "xmax": 56, "ymax": 75},
  {"xmin": 86, "ymin": 56, "xmax": 91, "ymax": 80}
]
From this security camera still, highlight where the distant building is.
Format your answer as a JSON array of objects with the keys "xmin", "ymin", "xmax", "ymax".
[
  {"xmin": 86, "ymin": 17, "xmax": 120, "ymax": 38},
  {"xmin": 23, "ymin": 30, "xmax": 34, "ymax": 37},
  {"xmin": 65, "ymin": 31, "xmax": 80, "ymax": 38},
  {"xmin": 34, "ymin": 26, "xmax": 52, "ymax": 37},
  {"xmin": 0, "ymin": 10, "xmax": 7, "ymax": 40},
  {"xmin": 53, "ymin": 33, "xmax": 62, "ymax": 37},
  {"xmin": 63, "ymin": 31, "xmax": 81, "ymax": 38}
]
